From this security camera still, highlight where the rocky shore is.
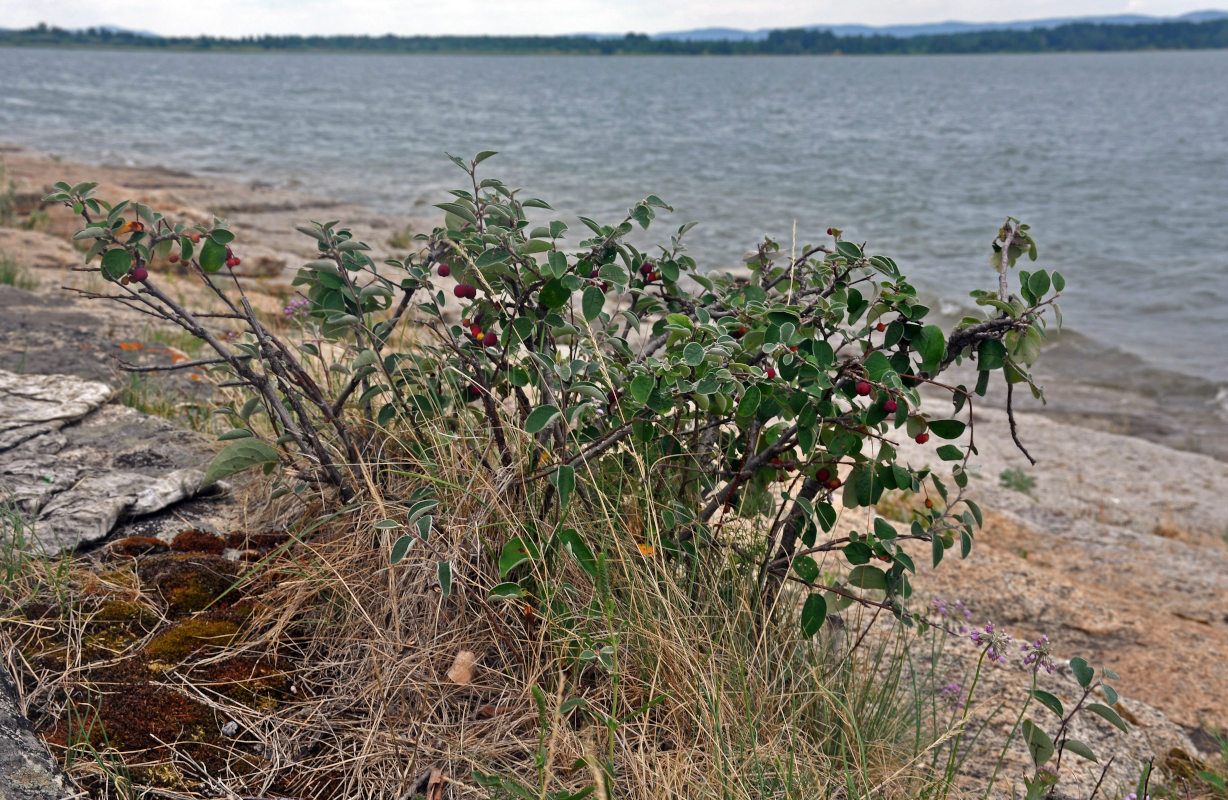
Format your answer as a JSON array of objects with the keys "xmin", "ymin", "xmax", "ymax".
[{"xmin": 1, "ymin": 141, "xmax": 1225, "ymax": 798}]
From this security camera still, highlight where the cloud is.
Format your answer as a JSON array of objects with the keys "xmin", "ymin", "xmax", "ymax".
[{"xmin": 0, "ymin": 0, "xmax": 1213, "ymax": 37}]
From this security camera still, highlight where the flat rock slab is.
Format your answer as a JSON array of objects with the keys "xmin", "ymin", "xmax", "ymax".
[
  {"xmin": 0, "ymin": 670, "xmax": 71, "ymax": 800},
  {"xmin": 0, "ymin": 369, "xmax": 215, "ymax": 553},
  {"xmin": 0, "ymin": 369, "xmax": 112, "ymax": 450}
]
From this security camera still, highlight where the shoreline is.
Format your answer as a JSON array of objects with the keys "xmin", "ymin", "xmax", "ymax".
[{"xmin": 3, "ymin": 139, "xmax": 1226, "ymax": 463}]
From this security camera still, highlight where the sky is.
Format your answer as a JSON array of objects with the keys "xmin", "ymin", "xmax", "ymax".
[{"xmin": 0, "ymin": 0, "xmax": 1220, "ymax": 37}]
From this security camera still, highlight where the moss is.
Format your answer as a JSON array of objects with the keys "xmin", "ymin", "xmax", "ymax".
[
  {"xmin": 108, "ymin": 535, "xmax": 169, "ymax": 557},
  {"xmin": 226, "ymin": 529, "xmax": 291, "ymax": 550},
  {"xmin": 146, "ymin": 618, "xmax": 240, "ymax": 662},
  {"xmin": 92, "ymin": 599, "xmax": 159, "ymax": 625},
  {"xmin": 192, "ymin": 657, "xmax": 288, "ymax": 707},
  {"xmin": 170, "ymin": 529, "xmax": 227, "ymax": 554},
  {"xmin": 137, "ymin": 554, "xmax": 241, "ymax": 613}
]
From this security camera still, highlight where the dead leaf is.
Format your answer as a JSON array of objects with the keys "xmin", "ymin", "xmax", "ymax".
[
  {"xmin": 426, "ymin": 767, "xmax": 444, "ymax": 800},
  {"xmin": 446, "ymin": 650, "xmax": 476, "ymax": 685}
]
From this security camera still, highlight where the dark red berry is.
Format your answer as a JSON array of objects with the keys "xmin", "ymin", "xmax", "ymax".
[
  {"xmin": 915, "ymin": 432, "xmax": 930, "ymax": 444},
  {"xmin": 732, "ymin": 326, "xmax": 747, "ymax": 339},
  {"xmin": 816, "ymin": 467, "xmax": 831, "ymax": 482},
  {"xmin": 468, "ymin": 385, "xmax": 482, "ymax": 398},
  {"xmin": 640, "ymin": 263, "xmax": 653, "ymax": 275},
  {"xmin": 168, "ymin": 253, "xmax": 180, "ymax": 264},
  {"xmin": 826, "ymin": 227, "xmax": 834, "ymax": 235},
  {"xmin": 883, "ymin": 399, "xmax": 898, "ymax": 413},
  {"xmin": 130, "ymin": 267, "xmax": 148, "ymax": 282},
  {"xmin": 437, "ymin": 263, "xmax": 451, "ymax": 277},
  {"xmin": 482, "ymin": 331, "xmax": 498, "ymax": 347},
  {"xmin": 454, "ymin": 283, "xmax": 477, "ymax": 299},
  {"xmin": 856, "ymin": 381, "xmax": 871, "ymax": 396},
  {"xmin": 876, "ymin": 322, "xmax": 886, "ymax": 332},
  {"xmin": 766, "ymin": 367, "xmax": 776, "ymax": 379},
  {"xmin": 589, "ymin": 268, "xmax": 600, "ymax": 279}
]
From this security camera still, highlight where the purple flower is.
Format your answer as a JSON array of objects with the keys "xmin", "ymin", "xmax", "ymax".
[
  {"xmin": 938, "ymin": 680, "xmax": 965, "ymax": 710},
  {"xmin": 1021, "ymin": 634, "xmax": 1056, "ymax": 675},
  {"xmin": 970, "ymin": 622, "xmax": 1014, "ymax": 665},
  {"xmin": 283, "ymin": 297, "xmax": 310, "ymax": 320}
]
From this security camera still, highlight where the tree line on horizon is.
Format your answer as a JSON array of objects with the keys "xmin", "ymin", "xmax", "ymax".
[{"xmin": 2, "ymin": 18, "xmax": 1227, "ymax": 55}]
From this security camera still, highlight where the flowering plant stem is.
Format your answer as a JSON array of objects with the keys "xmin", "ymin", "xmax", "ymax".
[{"xmin": 983, "ymin": 670, "xmax": 1038, "ymax": 799}]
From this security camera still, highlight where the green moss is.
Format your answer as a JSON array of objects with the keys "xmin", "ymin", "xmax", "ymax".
[
  {"xmin": 146, "ymin": 619, "xmax": 240, "ymax": 662},
  {"xmin": 137, "ymin": 554, "xmax": 241, "ymax": 614},
  {"xmin": 93, "ymin": 599, "xmax": 159, "ymax": 625}
]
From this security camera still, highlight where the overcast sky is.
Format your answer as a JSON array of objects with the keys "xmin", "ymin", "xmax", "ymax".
[{"xmin": 1, "ymin": 0, "xmax": 1219, "ymax": 37}]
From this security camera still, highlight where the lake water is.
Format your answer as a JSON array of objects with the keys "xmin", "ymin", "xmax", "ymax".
[{"xmin": 3, "ymin": 47, "xmax": 1227, "ymax": 429}]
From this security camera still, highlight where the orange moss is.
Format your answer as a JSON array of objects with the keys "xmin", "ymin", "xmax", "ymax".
[
  {"xmin": 192, "ymin": 657, "xmax": 288, "ymax": 707},
  {"xmin": 146, "ymin": 619, "xmax": 240, "ymax": 661},
  {"xmin": 225, "ymin": 530, "xmax": 291, "ymax": 550},
  {"xmin": 170, "ymin": 529, "xmax": 227, "ymax": 555},
  {"xmin": 109, "ymin": 536, "xmax": 168, "ymax": 557}
]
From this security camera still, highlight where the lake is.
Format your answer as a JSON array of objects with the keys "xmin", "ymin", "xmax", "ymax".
[{"xmin": 2, "ymin": 47, "xmax": 1226, "ymax": 426}]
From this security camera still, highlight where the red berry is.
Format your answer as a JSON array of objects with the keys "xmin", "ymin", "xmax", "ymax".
[
  {"xmin": 883, "ymin": 399, "xmax": 898, "ymax": 413},
  {"xmin": 826, "ymin": 227, "xmax": 834, "ymax": 236},
  {"xmin": 130, "ymin": 267, "xmax": 148, "ymax": 282},
  {"xmin": 454, "ymin": 283, "xmax": 477, "ymax": 299},
  {"xmin": 589, "ymin": 268, "xmax": 600, "ymax": 279},
  {"xmin": 876, "ymin": 322, "xmax": 886, "ymax": 332},
  {"xmin": 789, "ymin": 345, "xmax": 798, "ymax": 352},
  {"xmin": 825, "ymin": 478, "xmax": 841, "ymax": 490},
  {"xmin": 468, "ymin": 385, "xmax": 482, "ymax": 398},
  {"xmin": 816, "ymin": 467, "xmax": 831, "ymax": 482},
  {"xmin": 482, "ymin": 331, "xmax": 498, "ymax": 347},
  {"xmin": 640, "ymin": 263, "xmax": 653, "ymax": 275},
  {"xmin": 437, "ymin": 263, "xmax": 451, "ymax": 277},
  {"xmin": 732, "ymin": 326, "xmax": 747, "ymax": 339},
  {"xmin": 231, "ymin": 257, "xmax": 241, "ymax": 267},
  {"xmin": 856, "ymin": 381, "xmax": 871, "ymax": 396},
  {"xmin": 189, "ymin": 233, "xmax": 201, "ymax": 243},
  {"xmin": 470, "ymin": 325, "xmax": 483, "ymax": 338},
  {"xmin": 924, "ymin": 498, "xmax": 935, "ymax": 509},
  {"xmin": 915, "ymin": 432, "xmax": 930, "ymax": 444},
  {"xmin": 766, "ymin": 367, "xmax": 776, "ymax": 379},
  {"xmin": 168, "ymin": 253, "xmax": 180, "ymax": 264}
]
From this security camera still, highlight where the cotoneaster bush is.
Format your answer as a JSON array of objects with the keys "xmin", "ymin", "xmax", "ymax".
[
  {"xmin": 44, "ymin": 157, "xmax": 1139, "ymax": 799},
  {"xmin": 46, "ymin": 152, "xmax": 1063, "ymax": 643}
]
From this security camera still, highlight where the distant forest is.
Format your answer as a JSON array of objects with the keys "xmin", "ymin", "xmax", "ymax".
[{"xmin": 3, "ymin": 18, "xmax": 1228, "ymax": 55}]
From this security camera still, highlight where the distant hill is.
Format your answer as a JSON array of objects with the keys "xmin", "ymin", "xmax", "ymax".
[{"xmin": 652, "ymin": 9, "xmax": 1228, "ymax": 41}]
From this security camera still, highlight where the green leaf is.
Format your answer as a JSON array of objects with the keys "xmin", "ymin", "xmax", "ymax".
[
  {"xmin": 800, "ymin": 593, "xmax": 827, "ymax": 637},
  {"xmin": 792, "ymin": 556, "xmax": 819, "ymax": 584},
  {"xmin": 978, "ymin": 339, "xmax": 1007, "ymax": 370},
  {"xmin": 915, "ymin": 325, "xmax": 946, "ymax": 372},
  {"xmin": 1029, "ymin": 690, "xmax": 1064, "ymax": 718},
  {"xmin": 374, "ymin": 518, "xmax": 400, "ymax": 530},
  {"xmin": 209, "ymin": 228, "xmax": 235, "ymax": 245},
  {"xmin": 1101, "ymin": 685, "xmax": 1119, "ymax": 706},
  {"xmin": 582, "ymin": 286, "xmax": 605, "ymax": 321},
  {"xmin": 1028, "ymin": 269, "xmax": 1051, "ymax": 299},
  {"xmin": 936, "ymin": 445, "xmax": 963, "ymax": 461},
  {"xmin": 682, "ymin": 342, "xmax": 705, "ymax": 366},
  {"xmin": 1022, "ymin": 719, "xmax": 1055, "ymax": 766},
  {"xmin": 847, "ymin": 565, "xmax": 887, "ymax": 591},
  {"xmin": 435, "ymin": 201, "xmax": 477, "ymax": 225},
  {"xmin": 525, "ymin": 405, "xmax": 561, "ymax": 434},
  {"xmin": 836, "ymin": 241, "xmax": 863, "ymax": 260},
  {"xmin": 557, "ymin": 527, "xmax": 597, "ymax": 578},
  {"xmin": 438, "ymin": 561, "xmax": 452, "ymax": 596},
  {"xmin": 1061, "ymin": 738, "xmax": 1097, "ymax": 762},
  {"xmin": 1085, "ymin": 703, "xmax": 1128, "ymax": 733},
  {"xmin": 499, "ymin": 537, "xmax": 539, "ymax": 578},
  {"xmin": 630, "ymin": 374, "xmax": 654, "ymax": 405},
  {"xmin": 201, "ymin": 439, "xmax": 279, "ymax": 487},
  {"xmin": 100, "ymin": 248, "xmax": 132, "ymax": 281},
  {"xmin": 929, "ymin": 419, "xmax": 966, "ymax": 439},
  {"xmin": 1070, "ymin": 657, "xmax": 1094, "ymax": 688},
  {"xmin": 390, "ymin": 535, "xmax": 416, "ymax": 564},
  {"xmin": 199, "ymin": 237, "xmax": 227, "ymax": 272},
  {"xmin": 217, "ymin": 428, "xmax": 254, "ymax": 441},
  {"xmin": 407, "ymin": 498, "xmax": 439, "ymax": 524},
  {"xmin": 474, "ymin": 150, "xmax": 498, "ymax": 165},
  {"xmin": 1052, "ymin": 271, "xmax": 1066, "ymax": 292},
  {"xmin": 736, "ymin": 385, "xmax": 761, "ymax": 417},
  {"xmin": 488, "ymin": 582, "xmax": 526, "ymax": 600},
  {"xmin": 552, "ymin": 465, "xmax": 575, "ymax": 509},
  {"xmin": 539, "ymin": 278, "xmax": 570, "ymax": 308}
]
